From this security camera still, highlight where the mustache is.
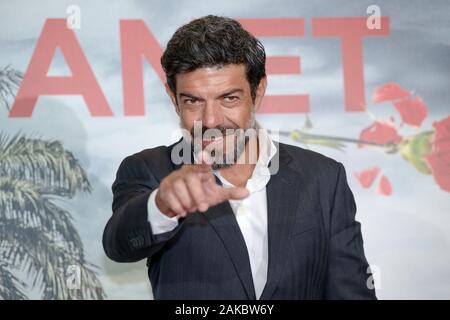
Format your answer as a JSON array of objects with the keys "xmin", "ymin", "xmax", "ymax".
[{"xmin": 189, "ymin": 125, "xmax": 241, "ymax": 137}]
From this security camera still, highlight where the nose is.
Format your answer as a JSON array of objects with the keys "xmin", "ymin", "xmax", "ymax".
[{"xmin": 201, "ymin": 101, "xmax": 223, "ymax": 128}]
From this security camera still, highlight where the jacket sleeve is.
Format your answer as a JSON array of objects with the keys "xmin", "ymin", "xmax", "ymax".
[
  {"xmin": 325, "ymin": 162, "xmax": 377, "ymax": 299},
  {"xmin": 102, "ymin": 153, "xmax": 183, "ymax": 263}
]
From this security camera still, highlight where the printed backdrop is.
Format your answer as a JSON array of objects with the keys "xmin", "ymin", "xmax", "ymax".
[{"xmin": 1, "ymin": 0, "xmax": 449, "ymax": 299}]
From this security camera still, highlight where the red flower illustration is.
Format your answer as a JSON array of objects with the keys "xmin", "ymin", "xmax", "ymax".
[
  {"xmin": 377, "ymin": 175, "xmax": 393, "ymax": 196},
  {"xmin": 394, "ymin": 96, "xmax": 428, "ymax": 127},
  {"xmin": 354, "ymin": 167, "xmax": 381, "ymax": 188},
  {"xmin": 359, "ymin": 121, "xmax": 403, "ymax": 148},
  {"xmin": 282, "ymin": 80, "xmax": 449, "ymax": 195},
  {"xmin": 372, "ymin": 82, "xmax": 411, "ymax": 104},
  {"xmin": 425, "ymin": 115, "xmax": 450, "ymax": 192}
]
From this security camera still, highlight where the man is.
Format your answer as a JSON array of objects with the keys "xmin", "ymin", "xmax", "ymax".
[{"xmin": 103, "ymin": 15, "xmax": 376, "ymax": 300}]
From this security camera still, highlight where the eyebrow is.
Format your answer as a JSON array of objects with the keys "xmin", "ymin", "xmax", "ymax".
[
  {"xmin": 217, "ymin": 88, "xmax": 244, "ymax": 99},
  {"xmin": 178, "ymin": 88, "xmax": 244, "ymax": 101},
  {"xmin": 179, "ymin": 92, "xmax": 202, "ymax": 100}
]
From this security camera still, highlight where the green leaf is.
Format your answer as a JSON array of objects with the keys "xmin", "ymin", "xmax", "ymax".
[{"xmin": 399, "ymin": 131, "xmax": 433, "ymax": 174}]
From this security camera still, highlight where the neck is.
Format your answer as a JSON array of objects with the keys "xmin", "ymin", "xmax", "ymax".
[{"xmin": 219, "ymin": 135, "xmax": 259, "ymax": 187}]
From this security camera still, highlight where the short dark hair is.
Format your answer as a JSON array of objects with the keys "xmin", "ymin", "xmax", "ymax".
[{"xmin": 161, "ymin": 15, "xmax": 266, "ymax": 102}]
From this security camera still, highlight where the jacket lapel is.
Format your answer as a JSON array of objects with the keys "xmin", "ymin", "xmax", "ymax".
[
  {"xmin": 203, "ymin": 200, "xmax": 257, "ymax": 300},
  {"xmin": 259, "ymin": 145, "xmax": 300, "ymax": 300}
]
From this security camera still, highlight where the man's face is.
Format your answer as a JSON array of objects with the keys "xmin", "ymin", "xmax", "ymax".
[{"xmin": 166, "ymin": 64, "xmax": 266, "ymax": 168}]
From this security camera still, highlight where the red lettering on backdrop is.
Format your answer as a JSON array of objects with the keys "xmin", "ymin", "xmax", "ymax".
[
  {"xmin": 239, "ymin": 18, "xmax": 309, "ymax": 114},
  {"xmin": 120, "ymin": 20, "xmax": 165, "ymax": 116},
  {"xmin": 10, "ymin": 17, "xmax": 391, "ymax": 117},
  {"xmin": 312, "ymin": 17, "xmax": 390, "ymax": 112},
  {"xmin": 9, "ymin": 19, "xmax": 112, "ymax": 117}
]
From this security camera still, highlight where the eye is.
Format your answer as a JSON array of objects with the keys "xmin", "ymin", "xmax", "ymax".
[
  {"xmin": 183, "ymin": 98, "xmax": 198, "ymax": 105},
  {"xmin": 223, "ymin": 96, "xmax": 239, "ymax": 102}
]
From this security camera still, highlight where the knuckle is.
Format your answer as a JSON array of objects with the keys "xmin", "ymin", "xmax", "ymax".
[
  {"xmin": 183, "ymin": 172, "xmax": 195, "ymax": 183},
  {"xmin": 172, "ymin": 203, "xmax": 184, "ymax": 214},
  {"xmin": 172, "ymin": 179, "xmax": 185, "ymax": 192}
]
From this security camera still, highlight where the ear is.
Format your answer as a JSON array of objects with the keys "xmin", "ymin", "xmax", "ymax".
[
  {"xmin": 165, "ymin": 83, "xmax": 180, "ymax": 115},
  {"xmin": 253, "ymin": 76, "xmax": 267, "ymax": 113}
]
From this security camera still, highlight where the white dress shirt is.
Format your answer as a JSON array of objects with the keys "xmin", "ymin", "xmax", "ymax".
[{"xmin": 147, "ymin": 128, "xmax": 277, "ymax": 299}]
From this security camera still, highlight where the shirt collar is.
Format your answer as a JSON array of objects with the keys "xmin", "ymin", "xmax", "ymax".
[{"xmin": 215, "ymin": 123, "xmax": 277, "ymax": 193}]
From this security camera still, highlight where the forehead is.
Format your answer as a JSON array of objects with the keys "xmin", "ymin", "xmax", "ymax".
[{"xmin": 175, "ymin": 64, "xmax": 249, "ymax": 95}]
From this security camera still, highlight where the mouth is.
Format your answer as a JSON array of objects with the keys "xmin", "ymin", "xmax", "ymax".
[{"xmin": 202, "ymin": 135, "xmax": 225, "ymax": 148}]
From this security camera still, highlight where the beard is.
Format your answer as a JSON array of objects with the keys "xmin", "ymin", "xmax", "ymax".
[{"xmin": 185, "ymin": 109, "xmax": 257, "ymax": 170}]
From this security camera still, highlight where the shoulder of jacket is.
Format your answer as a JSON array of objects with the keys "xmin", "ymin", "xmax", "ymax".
[{"xmin": 278, "ymin": 142, "xmax": 341, "ymax": 171}]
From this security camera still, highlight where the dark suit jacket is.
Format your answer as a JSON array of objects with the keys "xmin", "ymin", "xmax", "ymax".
[{"xmin": 103, "ymin": 140, "xmax": 376, "ymax": 300}]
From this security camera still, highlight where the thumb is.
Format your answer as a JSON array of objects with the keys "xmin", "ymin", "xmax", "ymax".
[{"xmin": 225, "ymin": 187, "xmax": 250, "ymax": 200}]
